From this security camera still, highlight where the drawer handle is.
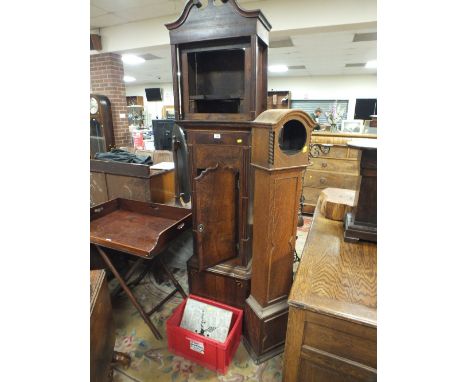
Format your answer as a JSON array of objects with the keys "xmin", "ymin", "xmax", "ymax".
[
  {"xmin": 177, "ymin": 223, "xmax": 185, "ymax": 230},
  {"xmin": 321, "ymin": 162, "xmax": 328, "ymax": 168},
  {"xmin": 320, "ymin": 177, "xmax": 327, "ymax": 184}
]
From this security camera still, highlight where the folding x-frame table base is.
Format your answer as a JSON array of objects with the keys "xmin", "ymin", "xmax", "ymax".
[{"xmin": 95, "ymin": 245, "xmax": 187, "ymax": 340}]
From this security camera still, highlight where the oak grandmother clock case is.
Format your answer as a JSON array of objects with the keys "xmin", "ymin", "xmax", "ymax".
[{"xmin": 244, "ymin": 109, "xmax": 313, "ymax": 362}]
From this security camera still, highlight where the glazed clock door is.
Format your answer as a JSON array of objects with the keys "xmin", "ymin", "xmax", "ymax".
[
  {"xmin": 90, "ymin": 94, "xmax": 115, "ymax": 157},
  {"xmin": 194, "ymin": 164, "xmax": 239, "ymax": 270}
]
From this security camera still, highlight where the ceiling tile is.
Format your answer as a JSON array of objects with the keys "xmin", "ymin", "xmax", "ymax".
[
  {"xmin": 91, "ymin": 13, "xmax": 129, "ymax": 28},
  {"xmin": 114, "ymin": 2, "xmax": 177, "ymax": 22},
  {"xmin": 91, "ymin": 0, "xmax": 159, "ymax": 12},
  {"xmin": 91, "ymin": 5, "xmax": 107, "ymax": 18}
]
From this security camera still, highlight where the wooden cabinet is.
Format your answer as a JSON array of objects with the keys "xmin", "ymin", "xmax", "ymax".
[
  {"xmin": 267, "ymin": 91, "xmax": 291, "ymax": 109},
  {"xmin": 90, "ymin": 159, "xmax": 175, "ymax": 206},
  {"xmin": 283, "ymin": 194, "xmax": 377, "ymax": 382},
  {"xmin": 90, "ymin": 270, "xmax": 114, "ymax": 382},
  {"xmin": 303, "ymin": 132, "xmax": 376, "ymax": 214},
  {"xmin": 126, "ymin": 96, "xmax": 144, "ymax": 107}
]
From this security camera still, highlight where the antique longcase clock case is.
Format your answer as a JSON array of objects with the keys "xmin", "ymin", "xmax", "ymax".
[
  {"xmin": 90, "ymin": 94, "xmax": 115, "ymax": 157},
  {"xmin": 167, "ymin": 0, "xmax": 313, "ymax": 363},
  {"xmin": 166, "ymin": 0, "xmax": 271, "ymax": 310}
]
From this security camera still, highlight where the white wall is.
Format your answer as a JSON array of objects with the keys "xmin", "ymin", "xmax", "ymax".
[
  {"xmin": 127, "ymin": 74, "xmax": 376, "ymax": 121},
  {"xmin": 268, "ymin": 74, "xmax": 377, "ymax": 119},
  {"xmin": 125, "ymin": 83, "xmax": 174, "ymax": 123}
]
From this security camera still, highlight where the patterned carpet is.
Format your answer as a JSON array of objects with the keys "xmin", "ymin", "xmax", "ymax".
[{"xmin": 109, "ymin": 216, "xmax": 312, "ymax": 382}]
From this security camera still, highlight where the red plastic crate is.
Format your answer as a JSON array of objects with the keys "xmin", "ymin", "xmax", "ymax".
[{"xmin": 166, "ymin": 294, "xmax": 243, "ymax": 374}]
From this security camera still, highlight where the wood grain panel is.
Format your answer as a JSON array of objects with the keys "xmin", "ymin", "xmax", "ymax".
[
  {"xmin": 311, "ymin": 145, "xmax": 350, "ymax": 159},
  {"xmin": 311, "ymin": 132, "xmax": 377, "ymax": 145},
  {"xmin": 268, "ymin": 176, "xmax": 297, "ymax": 302},
  {"xmin": 304, "ymin": 171, "xmax": 359, "ymax": 189},
  {"xmin": 308, "ymin": 158, "xmax": 359, "ymax": 173},
  {"xmin": 194, "ymin": 165, "xmax": 238, "ymax": 269},
  {"xmin": 298, "ymin": 346, "xmax": 377, "ymax": 382},
  {"xmin": 187, "ymin": 263, "xmax": 250, "ymax": 310},
  {"xmin": 150, "ymin": 170, "xmax": 175, "ymax": 203},
  {"xmin": 192, "ymin": 130, "xmax": 250, "ymax": 146},
  {"xmin": 194, "ymin": 144, "xmax": 242, "ymax": 169},
  {"xmin": 303, "ymin": 321, "xmax": 376, "ymax": 368},
  {"xmin": 283, "ymin": 307, "xmax": 306, "ymax": 382},
  {"xmin": 90, "ymin": 172, "xmax": 108, "ymax": 206},
  {"xmin": 90, "ymin": 270, "xmax": 115, "ymax": 382},
  {"xmin": 251, "ymin": 168, "xmax": 302, "ymax": 306},
  {"xmin": 106, "ymin": 174, "xmax": 151, "ymax": 202},
  {"xmin": 289, "ymin": 197, "xmax": 377, "ymax": 323}
]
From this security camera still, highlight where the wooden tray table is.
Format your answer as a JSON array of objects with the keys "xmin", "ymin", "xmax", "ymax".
[{"xmin": 90, "ymin": 198, "xmax": 192, "ymax": 340}]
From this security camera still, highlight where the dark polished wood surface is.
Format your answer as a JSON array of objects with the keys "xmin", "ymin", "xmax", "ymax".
[
  {"xmin": 344, "ymin": 140, "xmax": 377, "ymax": 243},
  {"xmin": 283, "ymin": 195, "xmax": 377, "ymax": 382},
  {"xmin": 90, "ymin": 199, "xmax": 192, "ymax": 258},
  {"xmin": 90, "ymin": 159, "xmax": 175, "ymax": 206},
  {"xmin": 90, "ymin": 269, "xmax": 114, "ymax": 382},
  {"xmin": 166, "ymin": 0, "xmax": 270, "ymax": 122},
  {"xmin": 194, "ymin": 165, "xmax": 238, "ymax": 269}
]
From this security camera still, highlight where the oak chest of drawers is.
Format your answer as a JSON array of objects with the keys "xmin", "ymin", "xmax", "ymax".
[
  {"xmin": 283, "ymin": 195, "xmax": 377, "ymax": 382},
  {"xmin": 303, "ymin": 132, "xmax": 377, "ymax": 214}
]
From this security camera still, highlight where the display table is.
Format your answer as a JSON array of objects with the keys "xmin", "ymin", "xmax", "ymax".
[
  {"xmin": 90, "ymin": 198, "xmax": 191, "ymax": 340},
  {"xmin": 282, "ymin": 192, "xmax": 377, "ymax": 382}
]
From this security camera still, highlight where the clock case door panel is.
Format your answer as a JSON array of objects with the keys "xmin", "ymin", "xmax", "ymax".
[
  {"xmin": 186, "ymin": 128, "xmax": 252, "ymax": 272},
  {"xmin": 194, "ymin": 164, "xmax": 239, "ymax": 270}
]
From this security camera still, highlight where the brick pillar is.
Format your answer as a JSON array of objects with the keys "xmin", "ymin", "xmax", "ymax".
[{"xmin": 90, "ymin": 53, "xmax": 131, "ymax": 147}]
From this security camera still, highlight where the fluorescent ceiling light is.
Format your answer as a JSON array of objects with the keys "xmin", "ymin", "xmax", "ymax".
[
  {"xmin": 123, "ymin": 75, "xmax": 136, "ymax": 82},
  {"xmin": 122, "ymin": 54, "xmax": 145, "ymax": 65},
  {"xmin": 365, "ymin": 60, "xmax": 377, "ymax": 68},
  {"xmin": 268, "ymin": 65, "xmax": 288, "ymax": 73}
]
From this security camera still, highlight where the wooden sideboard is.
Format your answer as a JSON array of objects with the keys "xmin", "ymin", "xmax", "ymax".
[
  {"xmin": 303, "ymin": 132, "xmax": 377, "ymax": 214},
  {"xmin": 283, "ymin": 194, "xmax": 377, "ymax": 382},
  {"xmin": 90, "ymin": 159, "xmax": 175, "ymax": 206}
]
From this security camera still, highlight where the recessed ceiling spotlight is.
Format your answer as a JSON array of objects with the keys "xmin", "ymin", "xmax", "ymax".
[
  {"xmin": 365, "ymin": 60, "xmax": 377, "ymax": 69},
  {"xmin": 268, "ymin": 65, "xmax": 288, "ymax": 73},
  {"xmin": 123, "ymin": 75, "xmax": 136, "ymax": 82},
  {"xmin": 122, "ymin": 54, "xmax": 145, "ymax": 65}
]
